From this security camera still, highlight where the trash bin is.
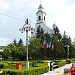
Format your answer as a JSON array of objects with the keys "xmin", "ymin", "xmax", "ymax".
[
  {"xmin": 50, "ymin": 61, "xmax": 54, "ymax": 71},
  {"xmin": 44, "ymin": 61, "xmax": 50, "ymax": 71},
  {"xmin": 16, "ymin": 62, "xmax": 22, "ymax": 70}
]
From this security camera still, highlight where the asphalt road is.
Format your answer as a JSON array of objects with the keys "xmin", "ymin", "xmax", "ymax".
[
  {"xmin": 41, "ymin": 63, "xmax": 72, "ymax": 75},
  {"xmin": 60, "ymin": 74, "xmax": 71, "ymax": 75}
]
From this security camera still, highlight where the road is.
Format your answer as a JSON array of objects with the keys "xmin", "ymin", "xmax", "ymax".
[
  {"xmin": 41, "ymin": 63, "xmax": 72, "ymax": 75},
  {"xmin": 41, "ymin": 71, "xmax": 71, "ymax": 75},
  {"xmin": 59, "ymin": 73, "xmax": 70, "ymax": 75}
]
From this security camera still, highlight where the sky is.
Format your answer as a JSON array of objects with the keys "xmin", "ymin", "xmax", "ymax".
[{"xmin": 0, "ymin": 0, "xmax": 75, "ymax": 46}]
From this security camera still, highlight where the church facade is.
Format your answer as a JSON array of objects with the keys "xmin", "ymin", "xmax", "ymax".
[{"xmin": 31, "ymin": 4, "xmax": 53, "ymax": 38}]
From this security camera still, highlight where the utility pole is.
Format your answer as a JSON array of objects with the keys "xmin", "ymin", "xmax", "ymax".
[{"xmin": 19, "ymin": 18, "xmax": 32, "ymax": 68}]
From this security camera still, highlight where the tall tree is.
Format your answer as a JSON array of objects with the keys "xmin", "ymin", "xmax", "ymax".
[
  {"xmin": 18, "ymin": 38, "xmax": 23, "ymax": 46},
  {"xmin": 28, "ymin": 37, "xmax": 41, "ymax": 59},
  {"xmin": 52, "ymin": 23, "xmax": 62, "ymax": 41},
  {"xmin": 13, "ymin": 39, "xmax": 17, "ymax": 46},
  {"xmin": 36, "ymin": 25, "xmax": 44, "ymax": 39},
  {"xmin": 8, "ymin": 44, "xmax": 18, "ymax": 61},
  {"xmin": 53, "ymin": 23, "xmax": 60, "ymax": 35}
]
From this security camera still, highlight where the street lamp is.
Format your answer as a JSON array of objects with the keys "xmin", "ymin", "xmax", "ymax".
[
  {"xmin": 19, "ymin": 18, "xmax": 31, "ymax": 68},
  {"xmin": 64, "ymin": 45, "xmax": 70, "ymax": 60}
]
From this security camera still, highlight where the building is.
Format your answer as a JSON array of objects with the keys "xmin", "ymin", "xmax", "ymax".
[{"xmin": 31, "ymin": 4, "xmax": 53, "ymax": 38}]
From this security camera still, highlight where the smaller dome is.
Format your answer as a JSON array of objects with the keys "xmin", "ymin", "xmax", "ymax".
[
  {"xmin": 38, "ymin": 4, "xmax": 44, "ymax": 12},
  {"xmin": 38, "ymin": 4, "xmax": 42, "ymax": 9}
]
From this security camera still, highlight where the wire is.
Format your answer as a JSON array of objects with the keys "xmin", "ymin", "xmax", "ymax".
[
  {"xmin": 0, "ymin": 8, "xmax": 35, "ymax": 24},
  {"xmin": 0, "ymin": 13, "xmax": 25, "ymax": 21},
  {"xmin": 0, "ymin": 8, "xmax": 35, "ymax": 27}
]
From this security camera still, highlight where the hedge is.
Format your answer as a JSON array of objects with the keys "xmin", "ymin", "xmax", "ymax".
[
  {"xmin": 2, "ymin": 66, "xmax": 49, "ymax": 75},
  {"xmin": 57, "ymin": 60, "xmax": 66, "ymax": 67},
  {"xmin": 57, "ymin": 59, "xmax": 74, "ymax": 67}
]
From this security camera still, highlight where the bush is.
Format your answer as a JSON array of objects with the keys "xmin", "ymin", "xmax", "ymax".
[
  {"xmin": 0, "ymin": 63, "xmax": 9, "ymax": 69},
  {"xmin": 32, "ymin": 61, "xmax": 37, "ymax": 67},
  {"xmin": 0, "ymin": 64, "xmax": 4, "ymax": 69},
  {"xmin": 2, "ymin": 66, "xmax": 49, "ymax": 75},
  {"xmin": 58, "ymin": 60, "xmax": 66, "ymax": 67},
  {"xmin": 3, "ymin": 69, "xmax": 24, "ymax": 75}
]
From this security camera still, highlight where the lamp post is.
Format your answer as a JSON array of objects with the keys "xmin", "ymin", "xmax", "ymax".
[
  {"xmin": 19, "ymin": 18, "xmax": 31, "ymax": 68},
  {"xmin": 65, "ymin": 45, "xmax": 70, "ymax": 60}
]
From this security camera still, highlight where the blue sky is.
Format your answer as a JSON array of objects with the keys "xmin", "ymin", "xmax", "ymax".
[{"xmin": 0, "ymin": 0, "xmax": 75, "ymax": 46}]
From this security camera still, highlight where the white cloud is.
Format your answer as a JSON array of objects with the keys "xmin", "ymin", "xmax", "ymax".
[
  {"xmin": 44, "ymin": 0, "xmax": 75, "ymax": 40},
  {"xmin": 0, "ymin": 0, "xmax": 9, "ymax": 13},
  {"xmin": 0, "ymin": 37, "xmax": 12, "ymax": 46},
  {"xmin": 0, "ymin": 0, "xmax": 75, "ymax": 46}
]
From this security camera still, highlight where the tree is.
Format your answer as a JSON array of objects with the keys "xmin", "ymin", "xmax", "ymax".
[
  {"xmin": 3, "ymin": 46, "xmax": 10, "ymax": 59},
  {"xmin": 28, "ymin": 37, "xmax": 41, "ymax": 59},
  {"xmin": 53, "ymin": 23, "xmax": 60, "ymax": 35},
  {"xmin": 13, "ymin": 39, "xmax": 17, "ymax": 46},
  {"xmin": 3, "ymin": 39, "xmax": 26, "ymax": 61},
  {"xmin": 36, "ymin": 25, "xmax": 44, "ymax": 39},
  {"xmin": 18, "ymin": 45, "xmax": 26, "ymax": 61},
  {"xmin": 18, "ymin": 38, "xmax": 23, "ymax": 46},
  {"xmin": 52, "ymin": 23, "xmax": 62, "ymax": 41},
  {"xmin": 8, "ymin": 44, "xmax": 18, "ymax": 61},
  {"xmin": 17, "ymin": 38, "xmax": 26, "ymax": 60}
]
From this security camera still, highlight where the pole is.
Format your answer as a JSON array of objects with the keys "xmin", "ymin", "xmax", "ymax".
[
  {"xmin": 26, "ymin": 30, "xmax": 29, "ymax": 68},
  {"xmin": 67, "ymin": 45, "xmax": 69, "ymax": 60},
  {"xmin": 19, "ymin": 18, "xmax": 33, "ymax": 68},
  {"xmin": 26, "ymin": 30, "xmax": 28, "ymax": 62}
]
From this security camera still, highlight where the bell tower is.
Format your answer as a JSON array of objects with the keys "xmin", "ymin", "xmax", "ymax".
[
  {"xmin": 36, "ymin": 4, "xmax": 46, "ymax": 23},
  {"xmin": 35, "ymin": 4, "xmax": 46, "ymax": 33}
]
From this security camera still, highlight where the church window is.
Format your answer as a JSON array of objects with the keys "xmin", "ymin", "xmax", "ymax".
[
  {"xmin": 44, "ymin": 16, "xmax": 45, "ymax": 21},
  {"xmin": 38, "ymin": 16, "xmax": 41, "ymax": 20}
]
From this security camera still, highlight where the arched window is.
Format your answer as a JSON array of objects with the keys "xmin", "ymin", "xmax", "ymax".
[
  {"xmin": 38, "ymin": 16, "xmax": 41, "ymax": 20},
  {"xmin": 44, "ymin": 16, "xmax": 45, "ymax": 21}
]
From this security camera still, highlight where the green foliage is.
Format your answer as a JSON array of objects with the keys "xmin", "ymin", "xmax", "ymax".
[
  {"xmin": 66, "ymin": 59, "xmax": 74, "ymax": 64},
  {"xmin": 18, "ymin": 38, "xmax": 23, "ymax": 46},
  {"xmin": 2, "ymin": 66, "xmax": 49, "ymax": 75},
  {"xmin": 2, "ymin": 23, "xmax": 75, "ymax": 60},
  {"xmin": 2, "ymin": 69, "xmax": 24, "ymax": 75},
  {"xmin": 28, "ymin": 37, "xmax": 41, "ymax": 59},
  {"xmin": 3, "ymin": 39, "xmax": 26, "ymax": 61},
  {"xmin": 58, "ymin": 60, "xmax": 66, "ymax": 67},
  {"xmin": 0, "ymin": 63, "xmax": 4, "ymax": 69},
  {"xmin": 53, "ymin": 23, "xmax": 60, "ymax": 35},
  {"xmin": 36, "ymin": 25, "xmax": 44, "ymax": 38},
  {"xmin": 32, "ymin": 61, "xmax": 37, "ymax": 67},
  {"xmin": 0, "ymin": 62, "xmax": 9, "ymax": 69}
]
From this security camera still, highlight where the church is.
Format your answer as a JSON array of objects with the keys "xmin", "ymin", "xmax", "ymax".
[{"xmin": 31, "ymin": 4, "xmax": 53, "ymax": 38}]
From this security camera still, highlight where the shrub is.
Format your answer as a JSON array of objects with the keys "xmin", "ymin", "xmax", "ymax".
[
  {"xmin": 0, "ymin": 63, "xmax": 9, "ymax": 69},
  {"xmin": 3, "ymin": 69, "xmax": 24, "ymax": 75},
  {"xmin": 58, "ymin": 60, "xmax": 66, "ymax": 67},
  {"xmin": 2, "ymin": 66, "xmax": 49, "ymax": 75},
  {"xmin": 32, "ymin": 61, "xmax": 37, "ymax": 67},
  {"xmin": 0, "ymin": 64, "xmax": 4, "ymax": 69}
]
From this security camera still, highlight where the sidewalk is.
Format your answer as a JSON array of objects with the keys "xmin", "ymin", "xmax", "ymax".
[{"xmin": 41, "ymin": 63, "xmax": 72, "ymax": 75}]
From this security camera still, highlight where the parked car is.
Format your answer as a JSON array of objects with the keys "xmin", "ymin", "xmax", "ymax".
[
  {"xmin": 72, "ymin": 61, "xmax": 75, "ymax": 66},
  {"xmin": 64, "ymin": 68, "xmax": 69, "ymax": 74},
  {"xmin": 70, "ymin": 62, "xmax": 75, "ymax": 75}
]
